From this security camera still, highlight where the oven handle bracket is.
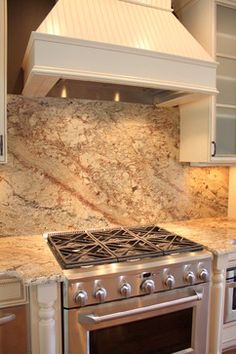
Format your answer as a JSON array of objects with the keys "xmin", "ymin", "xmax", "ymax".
[{"xmin": 79, "ymin": 291, "xmax": 203, "ymax": 324}]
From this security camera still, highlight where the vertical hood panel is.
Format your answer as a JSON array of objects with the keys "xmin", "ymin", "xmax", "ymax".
[{"xmin": 22, "ymin": 0, "xmax": 217, "ymax": 105}]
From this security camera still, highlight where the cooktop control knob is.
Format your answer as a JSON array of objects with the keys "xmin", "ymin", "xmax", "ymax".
[
  {"xmin": 165, "ymin": 275, "xmax": 175, "ymax": 289},
  {"xmin": 120, "ymin": 283, "xmax": 132, "ymax": 297},
  {"xmin": 95, "ymin": 287, "xmax": 107, "ymax": 303},
  {"xmin": 198, "ymin": 269, "xmax": 209, "ymax": 282},
  {"xmin": 185, "ymin": 271, "xmax": 195, "ymax": 285},
  {"xmin": 73, "ymin": 290, "xmax": 88, "ymax": 307},
  {"xmin": 141, "ymin": 279, "xmax": 155, "ymax": 294}
]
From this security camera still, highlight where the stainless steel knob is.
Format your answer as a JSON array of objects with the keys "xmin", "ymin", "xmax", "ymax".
[
  {"xmin": 185, "ymin": 271, "xmax": 195, "ymax": 285},
  {"xmin": 165, "ymin": 275, "xmax": 175, "ymax": 289},
  {"xmin": 141, "ymin": 279, "xmax": 155, "ymax": 294},
  {"xmin": 198, "ymin": 269, "xmax": 209, "ymax": 282},
  {"xmin": 95, "ymin": 287, "xmax": 107, "ymax": 303},
  {"xmin": 120, "ymin": 283, "xmax": 132, "ymax": 297},
  {"xmin": 73, "ymin": 290, "xmax": 88, "ymax": 307}
]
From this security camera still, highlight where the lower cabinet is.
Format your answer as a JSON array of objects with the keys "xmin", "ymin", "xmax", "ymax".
[
  {"xmin": 0, "ymin": 275, "xmax": 29, "ymax": 354},
  {"xmin": 29, "ymin": 282, "xmax": 62, "ymax": 354},
  {"xmin": 209, "ymin": 252, "xmax": 236, "ymax": 354},
  {"xmin": 207, "ymin": 252, "xmax": 236, "ymax": 354},
  {"xmin": 223, "ymin": 322, "xmax": 236, "ymax": 352},
  {"xmin": 0, "ymin": 0, "xmax": 7, "ymax": 163}
]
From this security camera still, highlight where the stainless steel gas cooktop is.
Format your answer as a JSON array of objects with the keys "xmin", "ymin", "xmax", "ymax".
[{"xmin": 47, "ymin": 225, "xmax": 203, "ymax": 269}]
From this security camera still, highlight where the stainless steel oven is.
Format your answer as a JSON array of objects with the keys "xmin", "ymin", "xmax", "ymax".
[
  {"xmin": 64, "ymin": 283, "xmax": 209, "ymax": 354},
  {"xmin": 225, "ymin": 268, "xmax": 236, "ymax": 323},
  {"xmin": 45, "ymin": 225, "xmax": 212, "ymax": 354}
]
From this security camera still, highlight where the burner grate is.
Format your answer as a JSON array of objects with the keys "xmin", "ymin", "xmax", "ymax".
[{"xmin": 47, "ymin": 225, "xmax": 203, "ymax": 269}]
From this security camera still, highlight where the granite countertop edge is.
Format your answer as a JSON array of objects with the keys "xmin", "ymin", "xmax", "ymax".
[{"xmin": 1, "ymin": 216, "xmax": 236, "ymax": 284}]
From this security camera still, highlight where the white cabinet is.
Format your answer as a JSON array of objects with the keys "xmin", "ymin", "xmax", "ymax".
[
  {"xmin": 0, "ymin": 0, "xmax": 7, "ymax": 163},
  {"xmin": 173, "ymin": 0, "xmax": 236, "ymax": 164}
]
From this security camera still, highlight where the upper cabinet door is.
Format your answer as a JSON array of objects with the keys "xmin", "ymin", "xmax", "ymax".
[
  {"xmin": 174, "ymin": 0, "xmax": 236, "ymax": 164},
  {"xmin": 0, "ymin": 0, "xmax": 7, "ymax": 163},
  {"xmin": 215, "ymin": 4, "xmax": 236, "ymax": 157}
]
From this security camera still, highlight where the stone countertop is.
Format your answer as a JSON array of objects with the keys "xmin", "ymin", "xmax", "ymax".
[
  {"xmin": 160, "ymin": 217, "xmax": 236, "ymax": 256},
  {"xmin": 1, "ymin": 217, "xmax": 236, "ymax": 284},
  {"xmin": 0, "ymin": 234, "xmax": 64, "ymax": 285}
]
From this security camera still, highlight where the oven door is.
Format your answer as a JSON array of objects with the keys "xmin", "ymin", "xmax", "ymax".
[{"xmin": 64, "ymin": 283, "xmax": 209, "ymax": 354}]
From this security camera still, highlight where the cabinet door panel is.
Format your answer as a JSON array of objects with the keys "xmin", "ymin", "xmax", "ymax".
[
  {"xmin": 0, "ymin": 0, "xmax": 7, "ymax": 163},
  {"xmin": 216, "ymin": 107, "xmax": 236, "ymax": 155},
  {"xmin": 217, "ymin": 79, "xmax": 236, "ymax": 106}
]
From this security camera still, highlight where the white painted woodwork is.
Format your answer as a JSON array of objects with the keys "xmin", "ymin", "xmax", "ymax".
[
  {"xmin": 29, "ymin": 282, "xmax": 62, "ymax": 354},
  {"xmin": 36, "ymin": 0, "xmax": 212, "ymax": 60},
  {"xmin": 22, "ymin": 0, "xmax": 217, "ymax": 103},
  {"xmin": 174, "ymin": 0, "xmax": 236, "ymax": 164},
  {"xmin": 217, "ymin": 0, "xmax": 236, "ymax": 10},
  {"xmin": 120, "ymin": 0, "xmax": 172, "ymax": 10},
  {"xmin": 222, "ymin": 322, "xmax": 236, "ymax": 350},
  {"xmin": 179, "ymin": 97, "xmax": 212, "ymax": 163},
  {"xmin": 222, "ymin": 254, "xmax": 236, "ymax": 351},
  {"xmin": 0, "ymin": 275, "xmax": 28, "ymax": 307},
  {"xmin": 228, "ymin": 167, "xmax": 236, "ymax": 218},
  {"xmin": 0, "ymin": 0, "xmax": 7, "ymax": 163},
  {"xmin": 173, "ymin": 0, "xmax": 216, "ymax": 56},
  {"xmin": 208, "ymin": 254, "xmax": 226, "ymax": 354},
  {"xmin": 22, "ymin": 31, "xmax": 217, "ymax": 99}
]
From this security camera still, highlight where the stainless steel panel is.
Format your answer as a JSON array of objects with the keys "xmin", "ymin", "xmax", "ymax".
[
  {"xmin": 64, "ymin": 251, "xmax": 211, "ymax": 308},
  {"xmin": 64, "ymin": 283, "xmax": 210, "ymax": 354}
]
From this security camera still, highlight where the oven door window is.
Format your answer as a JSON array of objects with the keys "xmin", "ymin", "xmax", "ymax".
[{"xmin": 90, "ymin": 308, "xmax": 192, "ymax": 354}]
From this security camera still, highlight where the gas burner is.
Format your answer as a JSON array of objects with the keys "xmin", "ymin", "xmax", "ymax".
[{"xmin": 47, "ymin": 225, "xmax": 203, "ymax": 269}]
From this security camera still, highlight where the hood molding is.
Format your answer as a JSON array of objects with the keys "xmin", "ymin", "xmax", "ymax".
[{"xmin": 22, "ymin": 0, "xmax": 217, "ymax": 105}]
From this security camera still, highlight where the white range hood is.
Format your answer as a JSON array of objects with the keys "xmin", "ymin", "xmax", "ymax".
[{"xmin": 22, "ymin": 0, "xmax": 217, "ymax": 105}]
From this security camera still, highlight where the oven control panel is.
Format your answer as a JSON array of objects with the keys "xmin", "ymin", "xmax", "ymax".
[{"xmin": 64, "ymin": 251, "xmax": 211, "ymax": 308}]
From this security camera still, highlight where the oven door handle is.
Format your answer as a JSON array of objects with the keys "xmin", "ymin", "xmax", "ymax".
[{"xmin": 79, "ymin": 291, "xmax": 203, "ymax": 324}]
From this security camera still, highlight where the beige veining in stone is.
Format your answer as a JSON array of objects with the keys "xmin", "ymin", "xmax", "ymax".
[
  {"xmin": 160, "ymin": 217, "xmax": 236, "ymax": 255},
  {"xmin": 2, "ymin": 217, "xmax": 236, "ymax": 284},
  {"xmin": 0, "ymin": 95, "xmax": 229, "ymax": 236},
  {"xmin": 0, "ymin": 235, "xmax": 63, "ymax": 284}
]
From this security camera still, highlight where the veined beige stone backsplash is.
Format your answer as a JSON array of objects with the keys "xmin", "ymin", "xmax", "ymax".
[{"xmin": 0, "ymin": 95, "xmax": 228, "ymax": 235}]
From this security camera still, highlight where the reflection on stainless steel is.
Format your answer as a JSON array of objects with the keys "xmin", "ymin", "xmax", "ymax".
[{"xmin": 79, "ymin": 289, "xmax": 203, "ymax": 324}]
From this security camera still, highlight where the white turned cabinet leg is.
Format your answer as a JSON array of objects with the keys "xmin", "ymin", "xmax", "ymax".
[
  {"xmin": 29, "ymin": 282, "xmax": 62, "ymax": 354},
  {"xmin": 208, "ymin": 255, "xmax": 226, "ymax": 354},
  {"xmin": 38, "ymin": 284, "xmax": 57, "ymax": 354}
]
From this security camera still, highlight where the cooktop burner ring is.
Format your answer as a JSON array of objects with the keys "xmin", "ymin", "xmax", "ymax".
[{"xmin": 47, "ymin": 225, "xmax": 203, "ymax": 269}]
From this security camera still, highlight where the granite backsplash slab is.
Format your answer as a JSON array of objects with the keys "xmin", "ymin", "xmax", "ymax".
[{"xmin": 0, "ymin": 95, "xmax": 228, "ymax": 235}]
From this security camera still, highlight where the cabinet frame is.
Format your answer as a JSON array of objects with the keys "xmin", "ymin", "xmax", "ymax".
[
  {"xmin": 0, "ymin": 0, "xmax": 7, "ymax": 163},
  {"xmin": 174, "ymin": 0, "xmax": 236, "ymax": 164}
]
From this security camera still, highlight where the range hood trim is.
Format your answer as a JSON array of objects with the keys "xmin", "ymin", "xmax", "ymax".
[
  {"xmin": 23, "ymin": 32, "xmax": 218, "ymax": 68},
  {"xmin": 22, "ymin": 31, "xmax": 218, "ymax": 102}
]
